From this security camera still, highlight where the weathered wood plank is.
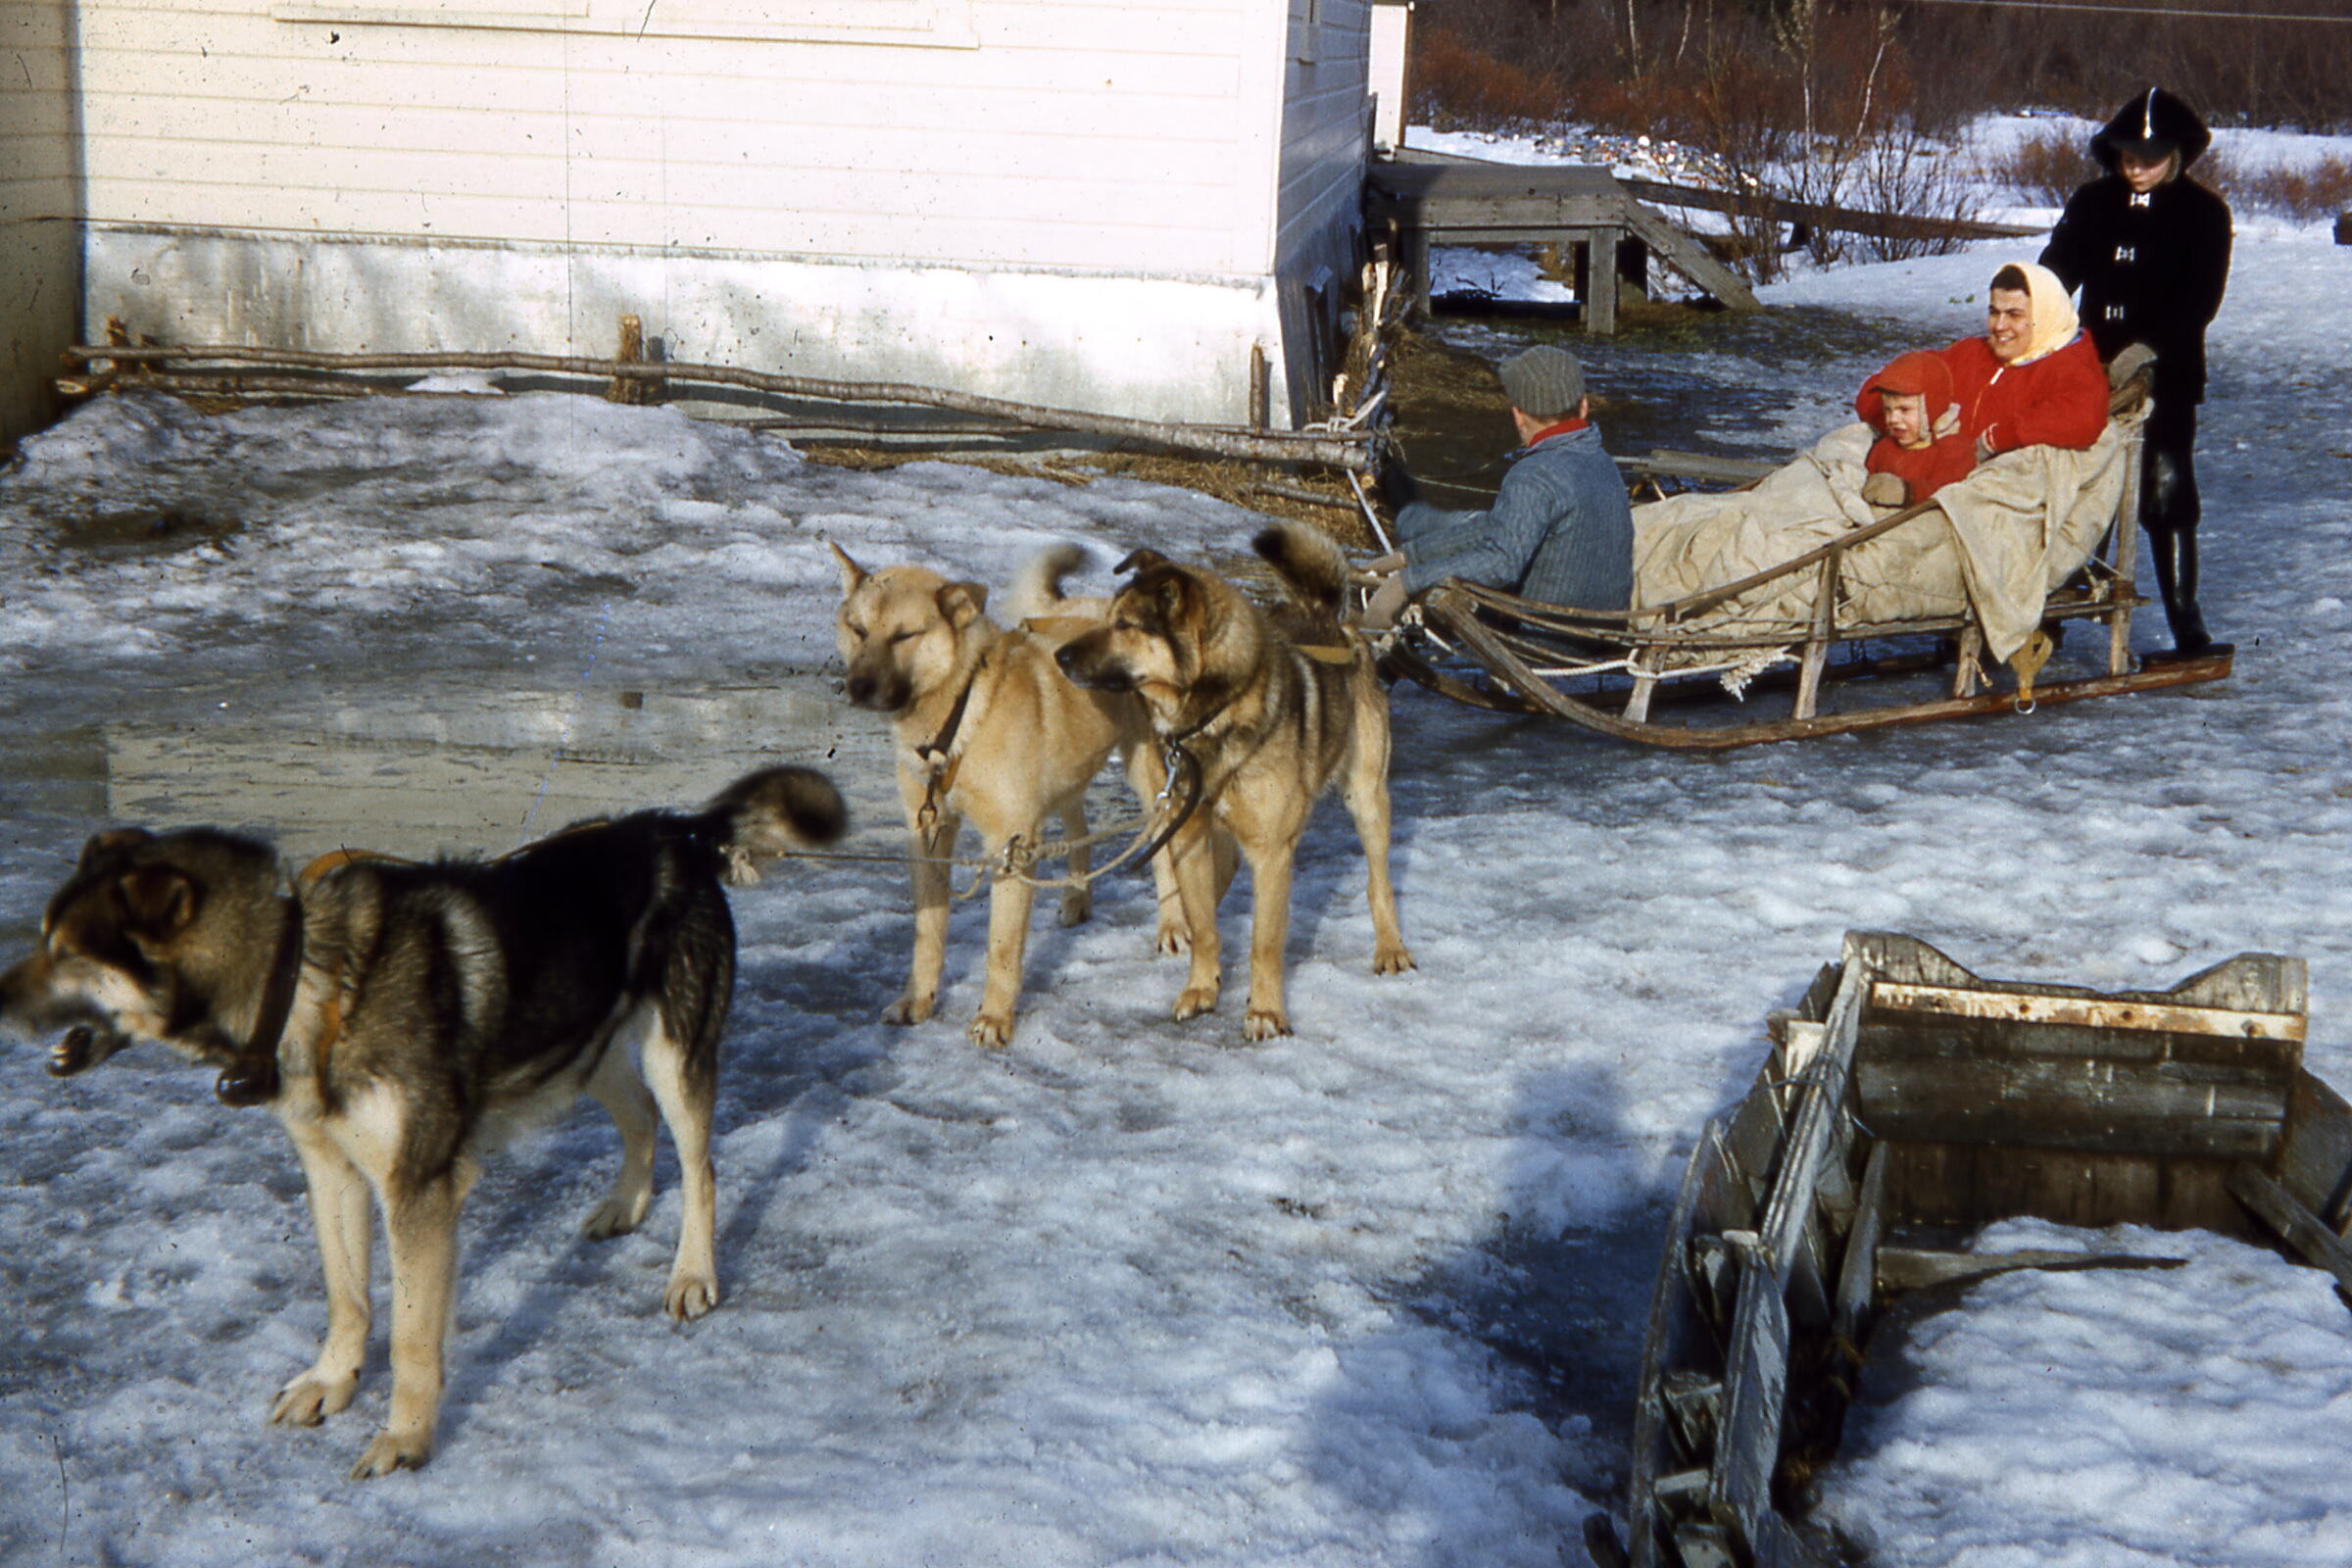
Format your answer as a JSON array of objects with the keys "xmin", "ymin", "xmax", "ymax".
[
  {"xmin": 1722, "ymin": 1089, "xmax": 1785, "ymax": 1223},
  {"xmin": 1844, "ymin": 931, "xmax": 1979, "ymax": 989},
  {"xmin": 1854, "ymin": 1054, "xmax": 2287, "ymax": 1159},
  {"xmin": 1628, "ymin": 1118, "xmax": 1734, "ymax": 1568},
  {"xmin": 1622, "ymin": 449, "xmax": 1783, "ymax": 486},
  {"xmin": 1858, "ymin": 1012, "xmax": 2303, "ymax": 1075},
  {"xmin": 1693, "ymin": 1122, "xmax": 1757, "ymax": 1238},
  {"xmin": 2230, "ymin": 1162, "xmax": 2352, "ymax": 1299},
  {"xmin": 2167, "ymin": 952, "xmax": 2309, "ymax": 1016},
  {"xmin": 2278, "ymin": 1069, "xmax": 2352, "ymax": 1230},
  {"xmin": 1833, "ymin": 1143, "xmax": 1888, "ymax": 1343},
  {"xmin": 1849, "ymin": 935, "xmax": 2307, "ymax": 1021},
  {"xmin": 1614, "ymin": 198, "xmax": 1760, "ymax": 311},
  {"xmin": 1869, "ymin": 980, "xmax": 2305, "ymax": 1043},
  {"xmin": 1368, "ymin": 160, "xmax": 1624, "ymax": 204},
  {"xmin": 1758, "ymin": 962, "xmax": 1869, "ymax": 1277},
  {"xmin": 1708, "ymin": 1252, "xmax": 1789, "ymax": 1544},
  {"xmin": 1660, "ymin": 1374, "xmax": 1723, "ymax": 1458},
  {"xmin": 1613, "ymin": 174, "xmax": 2040, "ymax": 242},
  {"xmin": 1875, "ymin": 1246, "xmax": 2186, "ymax": 1292},
  {"xmin": 1882, "ymin": 1142, "xmax": 2252, "ymax": 1235}
]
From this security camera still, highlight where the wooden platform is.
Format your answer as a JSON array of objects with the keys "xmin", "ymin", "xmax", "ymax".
[{"xmin": 1365, "ymin": 153, "xmax": 1760, "ymax": 332}]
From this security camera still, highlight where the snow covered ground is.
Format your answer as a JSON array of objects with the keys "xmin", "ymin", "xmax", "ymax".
[{"xmin": 3, "ymin": 150, "xmax": 2352, "ymax": 1566}]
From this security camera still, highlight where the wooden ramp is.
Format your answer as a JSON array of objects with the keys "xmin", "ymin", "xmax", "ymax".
[{"xmin": 1366, "ymin": 152, "xmax": 1759, "ymax": 332}]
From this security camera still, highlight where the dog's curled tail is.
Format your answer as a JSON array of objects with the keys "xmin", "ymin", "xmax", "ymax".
[
  {"xmin": 706, "ymin": 766, "xmax": 849, "ymax": 886},
  {"xmin": 1004, "ymin": 541, "xmax": 1092, "ymax": 623},
  {"xmin": 1250, "ymin": 520, "xmax": 1349, "ymax": 615}
]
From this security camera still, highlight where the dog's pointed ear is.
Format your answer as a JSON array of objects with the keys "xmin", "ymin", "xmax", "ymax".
[
  {"xmin": 1152, "ymin": 567, "xmax": 1198, "ymax": 622},
  {"xmin": 1113, "ymin": 549, "xmax": 1171, "ymax": 578},
  {"xmin": 827, "ymin": 541, "xmax": 866, "ymax": 596},
  {"xmin": 78, "ymin": 828, "xmax": 151, "ymax": 871},
  {"xmin": 117, "ymin": 865, "xmax": 197, "ymax": 937},
  {"xmin": 937, "ymin": 581, "xmax": 989, "ymax": 630}
]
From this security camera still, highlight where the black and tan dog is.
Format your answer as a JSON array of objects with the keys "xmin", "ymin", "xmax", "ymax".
[
  {"xmin": 1056, "ymin": 521, "xmax": 1414, "ymax": 1040},
  {"xmin": 0, "ymin": 767, "xmax": 845, "ymax": 1479},
  {"xmin": 831, "ymin": 542, "xmax": 1184, "ymax": 1047}
]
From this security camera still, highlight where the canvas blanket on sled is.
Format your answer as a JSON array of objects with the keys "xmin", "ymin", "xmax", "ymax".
[{"xmin": 1629, "ymin": 416, "xmax": 2132, "ymax": 666}]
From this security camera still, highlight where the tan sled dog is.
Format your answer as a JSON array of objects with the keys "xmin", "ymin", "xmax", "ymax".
[
  {"xmin": 832, "ymin": 542, "xmax": 1183, "ymax": 1047},
  {"xmin": 0, "ymin": 768, "xmax": 847, "ymax": 1479},
  {"xmin": 1055, "ymin": 521, "xmax": 1414, "ymax": 1040}
]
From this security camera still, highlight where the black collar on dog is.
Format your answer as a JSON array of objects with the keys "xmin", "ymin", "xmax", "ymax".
[
  {"xmin": 917, "ymin": 656, "xmax": 985, "ymax": 768},
  {"xmin": 912, "ymin": 650, "xmax": 996, "ymax": 832},
  {"xmin": 217, "ymin": 898, "xmax": 303, "ymax": 1107}
]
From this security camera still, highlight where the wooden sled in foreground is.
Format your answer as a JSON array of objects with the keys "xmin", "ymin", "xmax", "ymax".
[
  {"xmin": 1383, "ymin": 397, "xmax": 2233, "ymax": 751},
  {"xmin": 1586, "ymin": 931, "xmax": 2345, "ymax": 1568}
]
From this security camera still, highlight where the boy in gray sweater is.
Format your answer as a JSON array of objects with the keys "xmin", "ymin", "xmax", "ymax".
[{"xmin": 1358, "ymin": 345, "xmax": 1635, "ymax": 629}]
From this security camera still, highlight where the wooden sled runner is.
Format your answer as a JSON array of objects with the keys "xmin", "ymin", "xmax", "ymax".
[
  {"xmin": 1587, "ymin": 931, "xmax": 2348, "ymax": 1568},
  {"xmin": 1383, "ymin": 388, "xmax": 2233, "ymax": 751}
]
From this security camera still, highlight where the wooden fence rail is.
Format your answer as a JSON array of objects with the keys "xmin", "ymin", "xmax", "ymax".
[{"xmin": 60, "ymin": 341, "xmax": 1375, "ymax": 472}]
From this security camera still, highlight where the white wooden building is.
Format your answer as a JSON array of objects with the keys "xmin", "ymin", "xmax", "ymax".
[
  {"xmin": 2, "ymin": 0, "xmax": 1396, "ymax": 446},
  {"xmin": 2, "ymin": 0, "xmax": 80, "ymax": 445}
]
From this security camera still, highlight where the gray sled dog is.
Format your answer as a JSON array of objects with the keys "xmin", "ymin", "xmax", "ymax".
[
  {"xmin": 0, "ymin": 766, "xmax": 846, "ymax": 1479},
  {"xmin": 1055, "ymin": 521, "xmax": 1414, "ymax": 1040},
  {"xmin": 830, "ymin": 541, "xmax": 1184, "ymax": 1047}
]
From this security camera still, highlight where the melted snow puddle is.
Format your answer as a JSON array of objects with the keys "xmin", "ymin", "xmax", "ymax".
[{"xmin": 18, "ymin": 675, "xmax": 894, "ymax": 864}]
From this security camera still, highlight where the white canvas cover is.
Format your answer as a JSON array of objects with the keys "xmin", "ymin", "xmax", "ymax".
[{"xmin": 1630, "ymin": 420, "xmax": 2132, "ymax": 663}]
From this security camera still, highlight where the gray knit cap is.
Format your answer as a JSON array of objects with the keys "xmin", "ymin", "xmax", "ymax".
[{"xmin": 1497, "ymin": 345, "xmax": 1587, "ymax": 418}]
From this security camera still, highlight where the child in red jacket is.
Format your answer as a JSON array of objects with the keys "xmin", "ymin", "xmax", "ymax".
[{"xmin": 1853, "ymin": 350, "xmax": 1975, "ymax": 508}]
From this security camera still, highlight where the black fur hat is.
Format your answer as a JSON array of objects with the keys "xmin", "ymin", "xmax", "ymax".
[{"xmin": 2091, "ymin": 86, "xmax": 2213, "ymax": 174}]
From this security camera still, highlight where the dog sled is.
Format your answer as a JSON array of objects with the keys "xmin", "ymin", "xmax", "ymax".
[
  {"xmin": 1584, "ymin": 931, "xmax": 2348, "ymax": 1568},
  {"xmin": 1382, "ymin": 380, "xmax": 2232, "ymax": 750}
]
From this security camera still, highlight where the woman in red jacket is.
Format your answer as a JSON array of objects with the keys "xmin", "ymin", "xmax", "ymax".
[{"xmin": 1941, "ymin": 261, "xmax": 2110, "ymax": 459}]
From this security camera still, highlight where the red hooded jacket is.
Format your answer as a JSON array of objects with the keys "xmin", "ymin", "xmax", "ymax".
[
  {"xmin": 1941, "ymin": 333, "xmax": 2110, "ymax": 456},
  {"xmin": 1852, "ymin": 350, "xmax": 1975, "ymax": 504},
  {"xmin": 1937, "ymin": 262, "xmax": 2112, "ymax": 455}
]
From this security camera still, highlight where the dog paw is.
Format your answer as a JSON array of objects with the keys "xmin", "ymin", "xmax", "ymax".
[
  {"xmin": 582, "ymin": 1193, "xmax": 650, "ymax": 1241},
  {"xmin": 663, "ymin": 1273, "xmax": 720, "ymax": 1321},
  {"xmin": 270, "ymin": 1368, "xmax": 359, "ymax": 1428},
  {"xmin": 1154, "ymin": 921, "xmax": 1193, "ymax": 957},
  {"xmin": 215, "ymin": 1060, "xmax": 280, "ymax": 1106},
  {"xmin": 1244, "ymin": 1007, "xmax": 1293, "ymax": 1042},
  {"xmin": 1058, "ymin": 890, "xmax": 1093, "ymax": 928},
  {"xmin": 48, "ymin": 1026, "xmax": 101, "ymax": 1077},
  {"xmin": 881, "ymin": 996, "xmax": 935, "ymax": 1027},
  {"xmin": 1374, "ymin": 944, "xmax": 1417, "ymax": 976},
  {"xmin": 967, "ymin": 1012, "xmax": 1013, "ymax": 1050},
  {"xmin": 1172, "ymin": 985, "xmax": 1218, "ymax": 1022},
  {"xmin": 349, "ymin": 1429, "xmax": 432, "ymax": 1481}
]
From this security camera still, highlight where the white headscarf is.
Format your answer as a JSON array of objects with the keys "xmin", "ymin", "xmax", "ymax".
[{"xmin": 1995, "ymin": 260, "xmax": 2082, "ymax": 367}]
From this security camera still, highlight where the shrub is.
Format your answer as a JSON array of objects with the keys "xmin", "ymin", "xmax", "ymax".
[
  {"xmin": 1988, "ymin": 125, "xmax": 2097, "ymax": 208},
  {"xmin": 2231, "ymin": 154, "xmax": 2352, "ymax": 221},
  {"xmin": 1408, "ymin": 25, "xmax": 1565, "ymax": 132},
  {"xmin": 1989, "ymin": 132, "xmax": 2352, "ymax": 223}
]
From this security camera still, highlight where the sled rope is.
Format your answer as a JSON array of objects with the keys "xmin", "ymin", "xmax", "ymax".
[{"xmin": 772, "ymin": 737, "xmax": 1206, "ymax": 901}]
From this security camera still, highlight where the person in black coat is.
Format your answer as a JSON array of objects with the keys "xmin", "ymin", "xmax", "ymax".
[{"xmin": 2041, "ymin": 86, "xmax": 2233, "ymax": 660}]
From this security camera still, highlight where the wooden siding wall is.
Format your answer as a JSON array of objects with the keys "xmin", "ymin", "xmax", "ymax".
[
  {"xmin": 1268, "ymin": 0, "xmax": 1371, "ymax": 414},
  {"xmin": 1, "ymin": 0, "xmax": 79, "ymax": 446},
  {"xmin": 74, "ymin": 0, "xmax": 1283, "ymax": 276},
  {"xmin": 1275, "ymin": 0, "xmax": 1369, "ymax": 274}
]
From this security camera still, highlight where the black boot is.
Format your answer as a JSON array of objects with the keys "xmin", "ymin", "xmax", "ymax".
[
  {"xmin": 2145, "ymin": 524, "xmax": 2213, "ymax": 661},
  {"xmin": 2141, "ymin": 443, "xmax": 2229, "ymax": 663}
]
